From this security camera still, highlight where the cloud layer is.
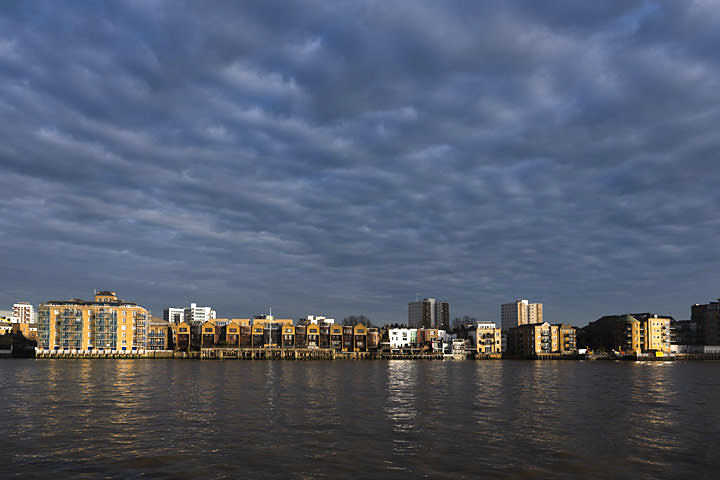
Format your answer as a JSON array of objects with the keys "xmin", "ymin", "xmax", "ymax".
[{"xmin": 1, "ymin": 1, "xmax": 719, "ymax": 324}]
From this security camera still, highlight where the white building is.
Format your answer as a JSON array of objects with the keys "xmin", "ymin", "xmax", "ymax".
[
  {"xmin": 388, "ymin": 327, "xmax": 417, "ymax": 349},
  {"xmin": 163, "ymin": 303, "xmax": 216, "ymax": 325},
  {"xmin": 163, "ymin": 307, "xmax": 185, "ymax": 324},
  {"xmin": 184, "ymin": 303, "xmax": 216, "ymax": 325},
  {"xmin": 13, "ymin": 302, "xmax": 35, "ymax": 324},
  {"xmin": 299, "ymin": 315, "xmax": 335, "ymax": 325}
]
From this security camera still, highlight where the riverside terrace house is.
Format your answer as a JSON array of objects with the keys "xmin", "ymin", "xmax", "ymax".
[
  {"xmin": 36, "ymin": 290, "xmax": 149, "ymax": 351},
  {"xmin": 146, "ymin": 317, "xmax": 172, "ymax": 350},
  {"xmin": 580, "ymin": 314, "xmax": 672, "ymax": 355},
  {"xmin": 167, "ymin": 318, "xmax": 378, "ymax": 352},
  {"xmin": 507, "ymin": 322, "xmax": 578, "ymax": 357}
]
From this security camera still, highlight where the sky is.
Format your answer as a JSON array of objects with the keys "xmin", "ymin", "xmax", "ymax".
[{"xmin": 1, "ymin": 1, "xmax": 719, "ymax": 326}]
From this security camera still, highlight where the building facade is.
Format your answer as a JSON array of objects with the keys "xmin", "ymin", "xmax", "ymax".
[
  {"xmin": 691, "ymin": 299, "xmax": 720, "ymax": 346},
  {"xmin": 580, "ymin": 314, "xmax": 672, "ymax": 355},
  {"xmin": 476, "ymin": 322, "xmax": 502, "ymax": 356},
  {"xmin": 501, "ymin": 299, "xmax": 543, "ymax": 330},
  {"xmin": 408, "ymin": 298, "xmax": 450, "ymax": 329},
  {"xmin": 37, "ymin": 290, "xmax": 149, "ymax": 351},
  {"xmin": 13, "ymin": 302, "xmax": 35, "ymax": 324}
]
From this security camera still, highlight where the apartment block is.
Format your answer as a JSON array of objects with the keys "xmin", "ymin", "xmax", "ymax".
[
  {"xmin": 37, "ymin": 290, "xmax": 149, "ymax": 351},
  {"xmin": 580, "ymin": 314, "xmax": 672, "ymax": 355},
  {"xmin": 476, "ymin": 322, "xmax": 502, "ymax": 356},
  {"xmin": 507, "ymin": 322, "xmax": 577, "ymax": 357},
  {"xmin": 13, "ymin": 302, "xmax": 35, "ymax": 324},
  {"xmin": 408, "ymin": 298, "xmax": 450, "ymax": 329},
  {"xmin": 501, "ymin": 299, "xmax": 543, "ymax": 330}
]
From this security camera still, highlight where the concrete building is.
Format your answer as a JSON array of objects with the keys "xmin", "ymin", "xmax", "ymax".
[
  {"xmin": 298, "ymin": 315, "xmax": 335, "ymax": 325},
  {"xmin": 163, "ymin": 303, "xmax": 216, "ymax": 325},
  {"xmin": 501, "ymin": 299, "xmax": 543, "ymax": 330},
  {"xmin": 13, "ymin": 302, "xmax": 35, "ymax": 324},
  {"xmin": 37, "ymin": 290, "xmax": 149, "ymax": 351},
  {"xmin": 408, "ymin": 298, "xmax": 450, "ymax": 329},
  {"xmin": 163, "ymin": 307, "xmax": 185, "ymax": 324}
]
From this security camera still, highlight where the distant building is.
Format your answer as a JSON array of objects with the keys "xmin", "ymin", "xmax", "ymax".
[
  {"xmin": 13, "ymin": 303, "xmax": 35, "ymax": 324},
  {"xmin": 37, "ymin": 290, "xmax": 149, "ymax": 351},
  {"xmin": 163, "ymin": 303, "xmax": 216, "ymax": 325},
  {"xmin": 691, "ymin": 299, "xmax": 720, "ymax": 345},
  {"xmin": 298, "ymin": 315, "xmax": 335, "ymax": 325},
  {"xmin": 163, "ymin": 307, "xmax": 185, "ymax": 324},
  {"xmin": 580, "ymin": 314, "xmax": 671, "ymax": 355},
  {"xmin": 501, "ymin": 299, "xmax": 543, "ymax": 330},
  {"xmin": 408, "ymin": 298, "xmax": 449, "ymax": 329}
]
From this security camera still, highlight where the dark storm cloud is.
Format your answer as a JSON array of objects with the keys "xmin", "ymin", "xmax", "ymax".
[{"xmin": 1, "ymin": 0, "xmax": 719, "ymax": 324}]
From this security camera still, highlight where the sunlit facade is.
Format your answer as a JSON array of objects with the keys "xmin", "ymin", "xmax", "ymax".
[{"xmin": 37, "ymin": 290, "xmax": 149, "ymax": 351}]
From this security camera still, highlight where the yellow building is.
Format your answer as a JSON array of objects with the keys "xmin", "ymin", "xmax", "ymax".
[
  {"xmin": 147, "ymin": 317, "xmax": 171, "ymax": 350},
  {"xmin": 580, "ymin": 314, "xmax": 671, "ymax": 355},
  {"xmin": 508, "ymin": 322, "xmax": 577, "ymax": 357},
  {"xmin": 11, "ymin": 322, "xmax": 38, "ymax": 341},
  {"xmin": 476, "ymin": 323, "xmax": 502, "ymax": 356},
  {"xmin": 37, "ymin": 290, "xmax": 149, "ymax": 351}
]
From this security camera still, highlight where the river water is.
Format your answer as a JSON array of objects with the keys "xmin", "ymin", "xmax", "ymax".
[{"xmin": 1, "ymin": 360, "xmax": 718, "ymax": 479}]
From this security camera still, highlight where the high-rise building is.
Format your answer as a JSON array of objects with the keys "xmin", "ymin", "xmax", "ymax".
[
  {"xmin": 408, "ymin": 298, "xmax": 449, "ymax": 329},
  {"xmin": 163, "ymin": 307, "xmax": 185, "ymax": 324},
  {"xmin": 501, "ymin": 299, "xmax": 543, "ymax": 330},
  {"xmin": 163, "ymin": 303, "xmax": 216, "ymax": 325},
  {"xmin": 37, "ymin": 290, "xmax": 149, "ymax": 351},
  {"xmin": 13, "ymin": 302, "xmax": 35, "ymax": 324},
  {"xmin": 184, "ymin": 303, "xmax": 216, "ymax": 325}
]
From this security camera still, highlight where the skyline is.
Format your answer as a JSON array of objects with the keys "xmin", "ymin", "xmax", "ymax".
[{"xmin": 2, "ymin": 1, "xmax": 720, "ymax": 324}]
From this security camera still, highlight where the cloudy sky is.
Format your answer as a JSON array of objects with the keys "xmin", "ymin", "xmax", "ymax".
[{"xmin": 1, "ymin": 1, "xmax": 719, "ymax": 325}]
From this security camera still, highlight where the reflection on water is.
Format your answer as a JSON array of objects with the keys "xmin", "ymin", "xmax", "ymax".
[{"xmin": 1, "ymin": 360, "xmax": 720, "ymax": 479}]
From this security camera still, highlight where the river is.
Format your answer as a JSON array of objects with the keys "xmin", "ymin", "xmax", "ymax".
[{"xmin": 1, "ymin": 359, "xmax": 718, "ymax": 479}]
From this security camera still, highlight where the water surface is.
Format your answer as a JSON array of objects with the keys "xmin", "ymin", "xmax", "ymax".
[{"xmin": 1, "ymin": 360, "xmax": 718, "ymax": 479}]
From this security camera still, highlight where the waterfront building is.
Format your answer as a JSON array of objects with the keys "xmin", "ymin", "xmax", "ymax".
[
  {"xmin": 353, "ymin": 323, "xmax": 368, "ymax": 352},
  {"xmin": 11, "ymin": 322, "xmax": 37, "ymax": 340},
  {"xmin": 387, "ymin": 327, "xmax": 417, "ymax": 350},
  {"xmin": 691, "ymin": 299, "xmax": 720, "ymax": 345},
  {"xmin": 557, "ymin": 323, "xmax": 577, "ymax": 354},
  {"xmin": 507, "ymin": 322, "xmax": 578, "ymax": 357},
  {"xmin": 172, "ymin": 322, "xmax": 191, "ymax": 351},
  {"xmin": 501, "ymin": 299, "xmax": 543, "ymax": 330},
  {"xmin": 37, "ymin": 290, "xmax": 149, "ymax": 351},
  {"xmin": 417, "ymin": 328, "xmax": 441, "ymax": 351},
  {"xmin": 475, "ymin": 322, "xmax": 502, "ymax": 355},
  {"xmin": 282, "ymin": 325, "xmax": 295, "ymax": 347},
  {"xmin": 307, "ymin": 323, "xmax": 320, "ymax": 348},
  {"xmin": 368, "ymin": 328, "xmax": 380, "ymax": 351},
  {"xmin": 0, "ymin": 320, "xmax": 12, "ymax": 335},
  {"xmin": 408, "ymin": 298, "xmax": 450, "ymax": 329},
  {"xmin": 13, "ymin": 302, "xmax": 35, "ymax": 324},
  {"xmin": 330, "ymin": 324, "xmax": 343, "ymax": 350},
  {"xmin": 580, "ymin": 314, "xmax": 672, "ymax": 355},
  {"xmin": 147, "ymin": 317, "xmax": 171, "ymax": 350}
]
